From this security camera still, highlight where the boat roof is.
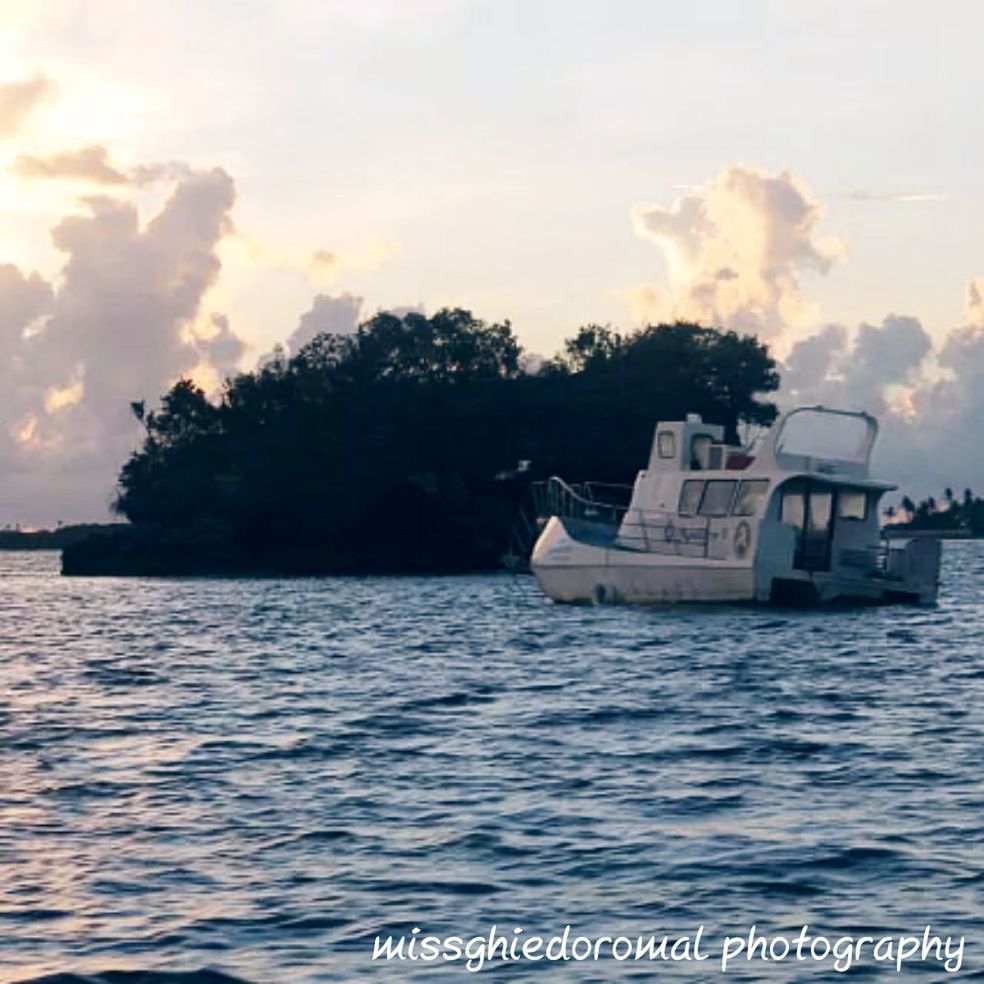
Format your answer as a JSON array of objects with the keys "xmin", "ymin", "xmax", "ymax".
[
  {"xmin": 648, "ymin": 406, "xmax": 891, "ymax": 488},
  {"xmin": 771, "ymin": 473, "xmax": 897, "ymax": 492}
]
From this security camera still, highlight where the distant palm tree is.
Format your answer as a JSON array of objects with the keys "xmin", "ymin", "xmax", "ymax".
[{"xmin": 901, "ymin": 495, "xmax": 916, "ymax": 517}]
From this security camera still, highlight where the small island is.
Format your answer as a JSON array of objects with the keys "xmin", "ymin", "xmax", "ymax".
[
  {"xmin": 0, "ymin": 523, "xmax": 127, "ymax": 551},
  {"xmin": 62, "ymin": 311, "xmax": 780, "ymax": 576},
  {"xmin": 883, "ymin": 492, "xmax": 984, "ymax": 538}
]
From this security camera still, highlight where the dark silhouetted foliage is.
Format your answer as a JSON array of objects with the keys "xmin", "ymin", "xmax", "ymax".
[
  {"xmin": 886, "ymin": 488, "xmax": 984, "ymax": 536},
  {"xmin": 65, "ymin": 310, "xmax": 779, "ymax": 575}
]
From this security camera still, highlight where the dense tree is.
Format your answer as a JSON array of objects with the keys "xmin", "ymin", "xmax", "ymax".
[
  {"xmin": 69, "ymin": 311, "xmax": 780, "ymax": 575},
  {"xmin": 546, "ymin": 324, "xmax": 624, "ymax": 374}
]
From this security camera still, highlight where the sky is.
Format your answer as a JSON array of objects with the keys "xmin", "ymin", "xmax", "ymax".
[{"xmin": 1, "ymin": 0, "xmax": 984, "ymax": 524}]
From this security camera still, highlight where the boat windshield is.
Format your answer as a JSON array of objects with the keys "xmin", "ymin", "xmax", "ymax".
[{"xmin": 773, "ymin": 409, "xmax": 873, "ymax": 464}]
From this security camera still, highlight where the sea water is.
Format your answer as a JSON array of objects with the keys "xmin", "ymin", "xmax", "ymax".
[{"xmin": 0, "ymin": 544, "xmax": 981, "ymax": 982}]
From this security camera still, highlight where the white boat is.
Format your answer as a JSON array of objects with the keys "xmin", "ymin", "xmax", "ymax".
[{"xmin": 530, "ymin": 406, "xmax": 941, "ymax": 605}]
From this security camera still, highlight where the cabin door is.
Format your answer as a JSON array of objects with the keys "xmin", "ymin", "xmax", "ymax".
[{"xmin": 782, "ymin": 481, "xmax": 834, "ymax": 573}]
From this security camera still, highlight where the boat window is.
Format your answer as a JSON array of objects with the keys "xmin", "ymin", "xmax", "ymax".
[
  {"xmin": 657, "ymin": 431, "xmax": 676, "ymax": 458},
  {"xmin": 781, "ymin": 484, "xmax": 806, "ymax": 529},
  {"xmin": 690, "ymin": 434, "xmax": 712, "ymax": 470},
  {"xmin": 678, "ymin": 480, "xmax": 704, "ymax": 516},
  {"xmin": 809, "ymin": 490, "xmax": 833, "ymax": 533},
  {"xmin": 698, "ymin": 480, "xmax": 737, "ymax": 517},
  {"xmin": 732, "ymin": 479, "xmax": 770, "ymax": 516},
  {"xmin": 839, "ymin": 489, "xmax": 867, "ymax": 520}
]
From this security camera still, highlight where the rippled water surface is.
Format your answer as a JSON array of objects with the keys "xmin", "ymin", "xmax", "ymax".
[{"xmin": 1, "ymin": 545, "xmax": 982, "ymax": 982}]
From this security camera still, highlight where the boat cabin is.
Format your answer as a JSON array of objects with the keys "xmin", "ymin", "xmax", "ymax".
[{"xmin": 618, "ymin": 407, "xmax": 894, "ymax": 583}]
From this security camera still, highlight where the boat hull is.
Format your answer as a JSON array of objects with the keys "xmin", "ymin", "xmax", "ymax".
[
  {"xmin": 531, "ymin": 517, "xmax": 940, "ymax": 606},
  {"xmin": 533, "ymin": 562, "xmax": 755, "ymax": 604},
  {"xmin": 530, "ymin": 516, "xmax": 755, "ymax": 604}
]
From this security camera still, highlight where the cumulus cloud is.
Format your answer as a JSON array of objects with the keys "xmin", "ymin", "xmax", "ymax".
[
  {"xmin": 0, "ymin": 264, "xmax": 55, "ymax": 478},
  {"xmin": 0, "ymin": 263, "xmax": 53, "ymax": 345},
  {"xmin": 902, "ymin": 288, "xmax": 984, "ymax": 489},
  {"xmin": 286, "ymin": 292, "xmax": 364, "ymax": 354},
  {"xmin": 848, "ymin": 316, "xmax": 933, "ymax": 404},
  {"xmin": 627, "ymin": 164, "xmax": 984, "ymax": 495},
  {"xmin": 282, "ymin": 295, "xmax": 426, "ymax": 357},
  {"xmin": 194, "ymin": 313, "xmax": 247, "ymax": 378},
  {"xmin": 0, "ymin": 166, "xmax": 244, "ymax": 523},
  {"xmin": 783, "ymin": 315, "xmax": 932, "ymax": 412},
  {"xmin": 628, "ymin": 164, "xmax": 984, "ymax": 498},
  {"xmin": 631, "ymin": 165, "xmax": 846, "ymax": 339},
  {"xmin": 779, "ymin": 298, "xmax": 984, "ymax": 495},
  {"xmin": 781, "ymin": 323, "xmax": 847, "ymax": 402},
  {"xmin": 0, "ymin": 74, "xmax": 52, "ymax": 137},
  {"xmin": 40, "ymin": 168, "xmax": 235, "ymax": 420}
]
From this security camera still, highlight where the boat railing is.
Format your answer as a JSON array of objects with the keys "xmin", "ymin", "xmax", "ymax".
[
  {"xmin": 532, "ymin": 478, "xmax": 711, "ymax": 558},
  {"xmin": 616, "ymin": 510, "xmax": 711, "ymax": 558},
  {"xmin": 532, "ymin": 477, "xmax": 631, "ymax": 528},
  {"xmin": 504, "ymin": 478, "xmax": 634, "ymax": 570}
]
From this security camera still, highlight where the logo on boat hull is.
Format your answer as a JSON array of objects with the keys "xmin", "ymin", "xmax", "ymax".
[{"xmin": 734, "ymin": 520, "xmax": 752, "ymax": 558}]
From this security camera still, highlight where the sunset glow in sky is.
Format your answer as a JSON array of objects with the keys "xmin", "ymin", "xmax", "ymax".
[{"xmin": 2, "ymin": 0, "xmax": 984, "ymax": 523}]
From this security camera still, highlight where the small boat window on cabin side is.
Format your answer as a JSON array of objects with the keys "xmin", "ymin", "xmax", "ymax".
[
  {"xmin": 838, "ymin": 489, "xmax": 867, "ymax": 520},
  {"xmin": 678, "ymin": 479, "xmax": 704, "ymax": 516},
  {"xmin": 658, "ymin": 431, "xmax": 676, "ymax": 458},
  {"xmin": 781, "ymin": 482, "xmax": 806, "ymax": 529},
  {"xmin": 732, "ymin": 479, "xmax": 770, "ymax": 516},
  {"xmin": 690, "ymin": 434, "xmax": 712, "ymax": 470},
  {"xmin": 809, "ymin": 489, "xmax": 833, "ymax": 533},
  {"xmin": 698, "ymin": 480, "xmax": 737, "ymax": 517}
]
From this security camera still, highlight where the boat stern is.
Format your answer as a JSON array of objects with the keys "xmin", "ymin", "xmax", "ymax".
[{"xmin": 883, "ymin": 536, "xmax": 942, "ymax": 605}]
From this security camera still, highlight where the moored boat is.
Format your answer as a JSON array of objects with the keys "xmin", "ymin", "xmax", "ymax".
[{"xmin": 530, "ymin": 406, "xmax": 941, "ymax": 605}]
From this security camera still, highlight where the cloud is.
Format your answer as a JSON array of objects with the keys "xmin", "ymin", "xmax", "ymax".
[
  {"xmin": 382, "ymin": 303, "xmax": 425, "ymax": 319},
  {"xmin": 282, "ymin": 295, "xmax": 426, "ymax": 357},
  {"xmin": 0, "ymin": 264, "xmax": 55, "ymax": 475},
  {"xmin": 966, "ymin": 277, "xmax": 984, "ymax": 323},
  {"xmin": 781, "ymin": 323, "xmax": 847, "ymax": 397},
  {"xmin": 631, "ymin": 165, "xmax": 846, "ymax": 339},
  {"xmin": 783, "ymin": 315, "xmax": 932, "ymax": 413},
  {"xmin": 779, "ymin": 294, "xmax": 984, "ymax": 496},
  {"xmin": 128, "ymin": 160, "xmax": 195, "ymax": 186},
  {"xmin": 626, "ymin": 164, "xmax": 984, "ymax": 494},
  {"xmin": 0, "ymin": 73, "xmax": 52, "ymax": 137},
  {"xmin": 309, "ymin": 249, "xmax": 339, "ymax": 275},
  {"xmin": 286, "ymin": 292, "xmax": 364, "ymax": 354},
  {"xmin": 305, "ymin": 239, "xmax": 397, "ymax": 284},
  {"xmin": 0, "ymin": 263, "xmax": 53, "ymax": 347},
  {"xmin": 846, "ymin": 190, "xmax": 948, "ymax": 204},
  {"xmin": 194, "ymin": 313, "xmax": 247, "ymax": 378},
  {"xmin": 0, "ymin": 165, "xmax": 244, "ymax": 523},
  {"xmin": 14, "ymin": 144, "xmax": 196, "ymax": 187},
  {"xmin": 15, "ymin": 144, "xmax": 128, "ymax": 184},
  {"xmin": 40, "ymin": 167, "xmax": 236, "ymax": 417},
  {"xmin": 848, "ymin": 316, "xmax": 933, "ymax": 404}
]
